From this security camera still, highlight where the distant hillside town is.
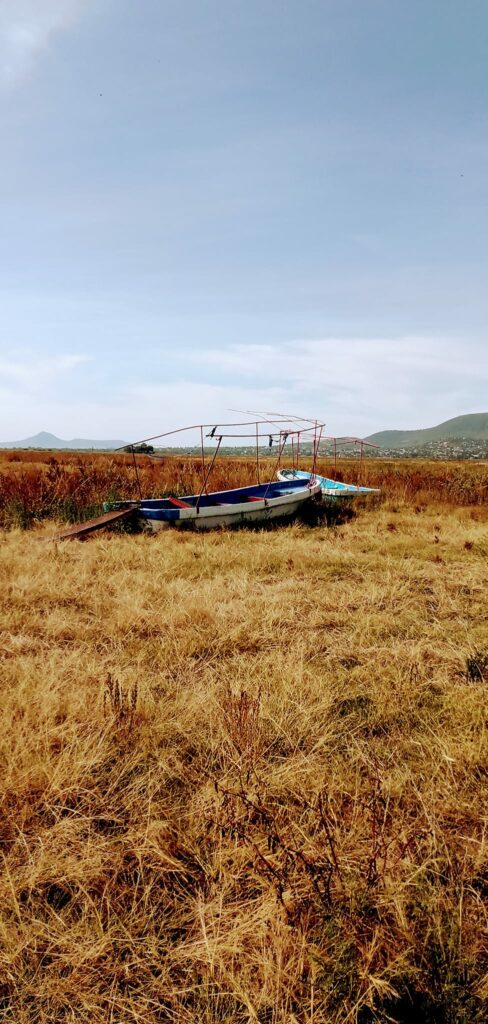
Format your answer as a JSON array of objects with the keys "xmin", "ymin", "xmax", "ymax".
[{"xmin": 372, "ymin": 437, "xmax": 488, "ymax": 460}]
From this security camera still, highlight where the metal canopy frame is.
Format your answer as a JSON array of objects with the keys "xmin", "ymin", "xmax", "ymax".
[
  {"xmin": 117, "ymin": 415, "xmax": 377, "ymax": 498},
  {"xmin": 315, "ymin": 436, "xmax": 380, "ymax": 478},
  {"xmin": 117, "ymin": 415, "xmax": 326, "ymax": 505}
]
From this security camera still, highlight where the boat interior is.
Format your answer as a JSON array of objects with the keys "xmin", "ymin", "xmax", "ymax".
[{"xmin": 140, "ymin": 479, "xmax": 308, "ymax": 510}]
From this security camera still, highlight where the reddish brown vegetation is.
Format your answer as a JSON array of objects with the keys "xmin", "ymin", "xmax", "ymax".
[{"xmin": 0, "ymin": 450, "xmax": 486, "ymax": 527}]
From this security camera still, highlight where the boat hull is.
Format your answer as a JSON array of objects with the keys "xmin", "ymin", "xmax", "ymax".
[
  {"xmin": 277, "ymin": 469, "xmax": 380, "ymax": 497},
  {"xmin": 138, "ymin": 480, "xmax": 321, "ymax": 531}
]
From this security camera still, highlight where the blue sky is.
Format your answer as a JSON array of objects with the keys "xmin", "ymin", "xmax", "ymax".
[{"xmin": 0, "ymin": 0, "xmax": 487, "ymax": 442}]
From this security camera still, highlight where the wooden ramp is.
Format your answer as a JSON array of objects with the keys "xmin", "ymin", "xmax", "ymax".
[{"xmin": 47, "ymin": 506, "xmax": 138, "ymax": 541}]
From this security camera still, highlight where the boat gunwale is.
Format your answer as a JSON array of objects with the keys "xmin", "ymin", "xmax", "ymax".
[
  {"xmin": 139, "ymin": 481, "xmax": 320, "ymax": 521},
  {"xmin": 277, "ymin": 468, "xmax": 380, "ymax": 495}
]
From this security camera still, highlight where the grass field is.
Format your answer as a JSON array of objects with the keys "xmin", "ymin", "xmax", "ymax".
[{"xmin": 1, "ymin": 459, "xmax": 487, "ymax": 1022}]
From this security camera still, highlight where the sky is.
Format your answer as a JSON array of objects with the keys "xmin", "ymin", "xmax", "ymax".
[{"xmin": 0, "ymin": 0, "xmax": 487, "ymax": 443}]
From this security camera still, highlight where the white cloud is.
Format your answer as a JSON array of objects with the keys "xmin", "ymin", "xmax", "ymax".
[
  {"xmin": 0, "ymin": 352, "xmax": 90, "ymax": 392},
  {"xmin": 80, "ymin": 335, "xmax": 487, "ymax": 442},
  {"xmin": 196, "ymin": 336, "xmax": 486, "ymax": 387},
  {"xmin": 0, "ymin": 337, "xmax": 486, "ymax": 442},
  {"xmin": 0, "ymin": 0, "xmax": 87, "ymax": 87},
  {"xmin": 124, "ymin": 380, "xmax": 292, "ymax": 445},
  {"xmin": 188, "ymin": 336, "xmax": 488, "ymax": 433},
  {"xmin": 0, "ymin": 377, "xmax": 289, "ymax": 444}
]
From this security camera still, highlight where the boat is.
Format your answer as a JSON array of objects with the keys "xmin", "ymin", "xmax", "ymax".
[
  {"xmin": 58, "ymin": 415, "xmax": 381, "ymax": 540},
  {"xmin": 277, "ymin": 468, "xmax": 380, "ymax": 498},
  {"xmin": 106, "ymin": 415, "xmax": 326, "ymax": 531},
  {"xmin": 135, "ymin": 478, "xmax": 321, "ymax": 531}
]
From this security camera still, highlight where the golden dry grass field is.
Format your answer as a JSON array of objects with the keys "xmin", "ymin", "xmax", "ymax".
[{"xmin": 0, "ymin": 458, "xmax": 487, "ymax": 1022}]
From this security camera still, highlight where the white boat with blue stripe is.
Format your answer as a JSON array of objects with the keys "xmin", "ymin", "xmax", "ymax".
[
  {"xmin": 277, "ymin": 468, "xmax": 380, "ymax": 498},
  {"xmin": 111, "ymin": 415, "xmax": 326, "ymax": 531},
  {"xmin": 137, "ymin": 478, "xmax": 321, "ymax": 531}
]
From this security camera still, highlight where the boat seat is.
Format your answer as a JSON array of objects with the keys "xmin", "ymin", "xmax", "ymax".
[{"xmin": 167, "ymin": 496, "xmax": 192, "ymax": 509}]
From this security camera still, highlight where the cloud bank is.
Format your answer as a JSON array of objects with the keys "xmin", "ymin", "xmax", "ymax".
[
  {"xmin": 0, "ymin": 0, "xmax": 87, "ymax": 87},
  {"xmin": 0, "ymin": 352, "xmax": 90, "ymax": 391},
  {"xmin": 0, "ymin": 336, "xmax": 486, "ymax": 442},
  {"xmin": 180, "ymin": 335, "xmax": 488, "ymax": 434}
]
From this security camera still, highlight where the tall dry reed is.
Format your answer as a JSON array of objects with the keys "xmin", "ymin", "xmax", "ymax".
[{"xmin": 0, "ymin": 451, "xmax": 486, "ymax": 527}]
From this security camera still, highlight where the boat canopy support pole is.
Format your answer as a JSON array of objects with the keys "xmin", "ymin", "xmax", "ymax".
[
  {"xmin": 200, "ymin": 426, "xmax": 206, "ymax": 493},
  {"xmin": 255, "ymin": 421, "xmax": 260, "ymax": 484},
  {"xmin": 132, "ymin": 449, "xmax": 143, "ymax": 500},
  {"xmin": 263, "ymin": 432, "xmax": 289, "ymax": 501},
  {"xmin": 311, "ymin": 422, "xmax": 323, "ymax": 479},
  {"xmin": 196, "ymin": 435, "xmax": 222, "ymax": 511}
]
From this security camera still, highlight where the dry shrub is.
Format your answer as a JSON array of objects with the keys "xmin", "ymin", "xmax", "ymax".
[
  {"xmin": 103, "ymin": 672, "xmax": 139, "ymax": 727},
  {"xmin": 220, "ymin": 685, "xmax": 263, "ymax": 776},
  {"xmin": 466, "ymin": 649, "xmax": 488, "ymax": 682}
]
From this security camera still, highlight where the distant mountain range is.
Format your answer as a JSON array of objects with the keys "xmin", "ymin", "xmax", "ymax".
[
  {"xmin": 0, "ymin": 431, "xmax": 125, "ymax": 450},
  {"xmin": 1, "ymin": 414, "xmax": 487, "ymax": 453},
  {"xmin": 365, "ymin": 413, "xmax": 488, "ymax": 449}
]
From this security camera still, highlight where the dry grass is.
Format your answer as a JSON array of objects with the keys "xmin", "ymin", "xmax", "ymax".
[
  {"xmin": 1, "ymin": 497, "xmax": 487, "ymax": 1022},
  {"xmin": 0, "ymin": 451, "xmax": 486, "ymax": 528}
]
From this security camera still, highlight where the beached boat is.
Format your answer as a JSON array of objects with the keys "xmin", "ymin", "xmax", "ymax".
[
  {"xmin": 137, "ymin": 478, "xmax": 321, "ymax": 531},
  {"xmin": 57, "ymin": 416, "xmax": 381, "ymax": 540},
  {"xmin": 105, "ymin": 415, "xmax": 325, "ymax": 532},
  {"xmin": 277, "ymin": 468, "xmax": 380, "ymax": 498}
]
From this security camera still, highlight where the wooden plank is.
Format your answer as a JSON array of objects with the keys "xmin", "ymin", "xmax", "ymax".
[
  {"xmin": 47, "ymin": 506, "xmax": 138, "ymax": 542},
  {"xmin": 167, "ymin": 496, "xmax": 193, "ymax": 508}
]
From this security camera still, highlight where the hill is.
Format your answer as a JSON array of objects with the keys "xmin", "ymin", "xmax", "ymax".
[
  {"xmin": 366, "ymin": 412, "xmax": 488, "ymax": 449},
  {"xmin": 0, "ymin": 431, "xmax": 126, "ymax": 451}
]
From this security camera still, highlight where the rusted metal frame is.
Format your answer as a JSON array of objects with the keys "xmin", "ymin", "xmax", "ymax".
[
  {"xmin": 200, "ymin": 426, "xmax": 206, "ymax": 493},
  {"xmin": 116, "ymin": 416, "xmax": 306, "ymax": 451},
  {"xmin": 196, "ymin": 436, "xmax": 222, "ymax": 511},
  {"xmin": 132, "ymin": 449, "xmax": 143, "ymax": 499},
  {"xmin": 255, "ymin": 420, "xmax": 260, "ymax": 484},
  {"xmin": 236, "ymin": 408, "xmax": 324, "ymax": 428},
  {"xmin": 262, "ymin": 431, "xmax": 290, "ymax": 501},
  {"xmin": 230, "ymin": 408, "xmax": 319, "ymax": 428},
  {"xmin": 319, "ymin": 436, "xmax": 379, "ymax": 449},
  {"xmin": 311, "ymin": 422, "xmax": 323, "ymax": 478},
  {"xmin": 316, "ymin": 436, "xmax": 380, "ymax": 462},
  {"xmin": 209, "ymin": 427, "xmax": 315, "ymax": 439}
]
